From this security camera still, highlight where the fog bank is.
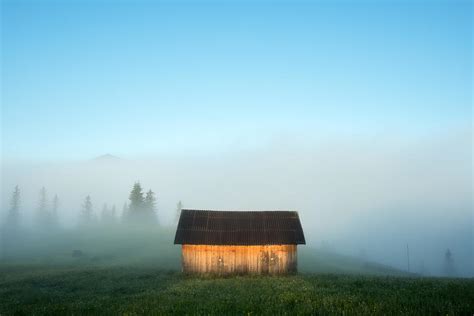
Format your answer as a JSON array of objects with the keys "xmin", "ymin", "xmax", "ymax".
[{"xmin": 1, "ymin": 129, "xmax": 472, "ymax": 276}]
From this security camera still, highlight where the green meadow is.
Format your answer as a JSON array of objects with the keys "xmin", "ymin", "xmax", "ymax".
[
  {"xmin": 1, "ymin": 226, "xmax": 472, "ymax": 315},
  {"xmin": 1, "ymin": 265, "xmax": 473, "ymax": 315}
]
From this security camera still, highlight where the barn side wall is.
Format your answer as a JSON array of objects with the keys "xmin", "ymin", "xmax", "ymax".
[{"xmin": 181, "ymin": 245, "xmax": 297, "ymax": 275}]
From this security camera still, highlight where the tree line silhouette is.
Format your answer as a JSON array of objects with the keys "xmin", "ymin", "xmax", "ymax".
[
  {"xmin": 1, "ymin": 182, "xmax": 187, "ymax": 261},
  {"xmin": 2, "ymin": 184, "xmax": 458, "ymax": 276},
  {"xmin": 2, "ymin": 182, "xmax": 181, "ymax": 229}
]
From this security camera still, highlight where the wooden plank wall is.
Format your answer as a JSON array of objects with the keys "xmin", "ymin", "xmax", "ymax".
[{"xmin": 181, "ymin": 245, "xmax": 297, "ymax": 275}]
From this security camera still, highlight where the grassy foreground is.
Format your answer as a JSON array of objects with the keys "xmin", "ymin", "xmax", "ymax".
[{"xmin": 1, "ymin": 265, "xmax": 473, "ymax": 315}]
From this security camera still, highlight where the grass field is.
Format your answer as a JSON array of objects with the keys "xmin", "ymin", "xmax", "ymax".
[
  {"xmin": 1, "ymin": 264, "xmax": 473, "ymax": 315},
  {"xmin": 1, "ymin": 227, "xmax": 472, "ymax": 314}
]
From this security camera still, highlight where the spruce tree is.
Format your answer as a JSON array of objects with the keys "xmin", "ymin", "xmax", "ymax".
[
  {"xmin": 128, "ymin": 182, "xmax": 144, "ymax": 218},
  {"xmin": 36, "ymin": 187, "xmax": 49, "ymax": 227},
  {"xmin": 2, "ymin": 186, "xmax": 21, "ymax": 260},
  {"xmin": 144, "ymin": 190, "xmax": 157, "ymax": 223},
  {"xmin": 444, "ymin": 248, "xmax": 456, "ymax": 276},
  {"xmin": 80, "ymin": 195, "xmax": 94, "ymax": 225},
  {"xmin": 6, "ymin": 186, "xmax": 21, "ymax": 227}
]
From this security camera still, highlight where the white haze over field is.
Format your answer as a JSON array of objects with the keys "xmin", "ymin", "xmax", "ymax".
[{"xmin": 1, "ymin": 127, "xmax": 472, "ymax": 276}]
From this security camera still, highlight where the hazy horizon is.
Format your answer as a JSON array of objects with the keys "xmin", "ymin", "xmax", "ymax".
[{"xmin": 2, "ymin": 125, "xmax": 472, "ymax": 276}]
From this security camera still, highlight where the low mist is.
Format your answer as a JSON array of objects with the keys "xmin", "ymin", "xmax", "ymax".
[{"xmin": 1, "ymin": 128, "xmax": 472, "ymax": 277}]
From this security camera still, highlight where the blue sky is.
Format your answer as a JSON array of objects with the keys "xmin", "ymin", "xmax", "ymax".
[{"xmin": 1, "ymin": 0, "xmax": 472, "ymax": 160}]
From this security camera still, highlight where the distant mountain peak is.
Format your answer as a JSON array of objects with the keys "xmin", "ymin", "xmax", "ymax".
[{"xmin": 93, "ymin": 154, "xmax": 120, "ymax": 161}]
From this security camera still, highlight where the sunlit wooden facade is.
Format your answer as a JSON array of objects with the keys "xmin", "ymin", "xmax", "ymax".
[{"xmin": 174, "ymin": 210, "xmax": 305, "ymax": 275}]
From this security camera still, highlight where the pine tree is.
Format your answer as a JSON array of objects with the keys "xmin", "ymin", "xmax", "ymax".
[
  {"xmin": 128, "ymin": 182, "xmax": 144, "ymax": 218},
  {"xmin": 175, "ymin": 200, "xmax": 183, "ymax": 224},
  {"xmin": 144, "ymin": 190, "xmax": 157, "ymax": 223},
  {"xmin": 2, "ymin": 186, "xmax": 21, "ymax": 260},
  {"xmin": 6, "ymin": 186, "xmax": 21, "ymax": 227},
  {"xmin": 36, "ymin": 187, "xmax": 49, "ymax": 227},
  {"xmin": 444, "ymin": 248, "xmax": 456, "ymax": 276},
  {"xmin": 80, "ymin": 195, "xmax": 94, "ymax": 225}
]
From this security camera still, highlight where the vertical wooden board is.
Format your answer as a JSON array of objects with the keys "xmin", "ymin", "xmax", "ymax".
[{"xmin": 181, "ymin": 244, "xmax": 298, "ymax": 275}]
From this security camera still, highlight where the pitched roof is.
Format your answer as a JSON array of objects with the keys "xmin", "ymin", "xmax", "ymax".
[{"xmin": 174, "ymin": 209, "xmax": 306, "ymax": 245}]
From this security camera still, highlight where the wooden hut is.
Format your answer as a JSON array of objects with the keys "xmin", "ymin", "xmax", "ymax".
[{"xmin": 174, "ymin": 209, "xmax": 305, "ymax": 275}]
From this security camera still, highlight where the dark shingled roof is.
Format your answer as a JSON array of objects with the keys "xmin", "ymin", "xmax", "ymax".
[{"xmin": 174, "ymin": 209, "xmax": 306, "ymax": 245}]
